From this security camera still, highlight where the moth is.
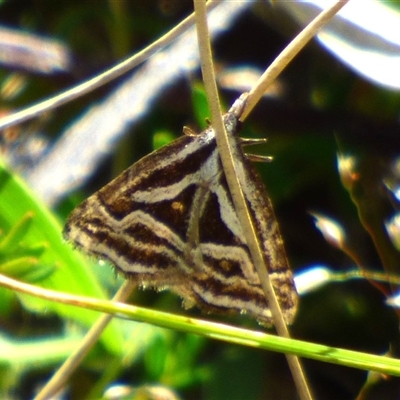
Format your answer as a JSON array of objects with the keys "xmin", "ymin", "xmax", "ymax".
[{"xmin": 64, "ymin": 95, "xmax": 298, "ymax": 326}]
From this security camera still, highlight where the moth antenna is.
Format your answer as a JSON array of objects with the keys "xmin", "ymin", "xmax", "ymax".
[
  {"xmin": 240, "ymin": 137, "xmax": 268, "ymax": 146},
  {"xmin": 245, "ymin": 153, "xmax": 273, "ymax": 163}
]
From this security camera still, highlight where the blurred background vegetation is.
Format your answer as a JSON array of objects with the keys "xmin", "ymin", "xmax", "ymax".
[{"xmin": 1, "ymin": 1, "xmax": 400, "ymax": 399}]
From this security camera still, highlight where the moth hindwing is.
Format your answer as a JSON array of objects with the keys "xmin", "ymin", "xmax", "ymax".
[{"xmin": 64, "ymin": 96, "xmax": 298, "ymax": 326}]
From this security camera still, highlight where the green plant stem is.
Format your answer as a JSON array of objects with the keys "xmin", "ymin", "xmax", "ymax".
[{"xmin": 1, "ymin": 270, "xmax": 399, "ymax": 381}]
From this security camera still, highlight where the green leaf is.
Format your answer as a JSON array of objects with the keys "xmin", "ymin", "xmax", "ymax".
[
  {"xmin": 0, "ymin": 161, "xmax": 123, "ymax": 355},
  {"xmin": 0, "ymin": 211, "xmax": 34, "ymax": 253}
]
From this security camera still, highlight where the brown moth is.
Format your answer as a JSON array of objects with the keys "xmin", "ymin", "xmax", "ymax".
[{"xmin": 64, "ymin": 96, "xmax": 298, "ymax": 326}]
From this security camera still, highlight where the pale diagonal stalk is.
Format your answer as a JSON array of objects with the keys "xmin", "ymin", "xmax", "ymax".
[
  {"xmin": 0, "ymin": 0, "xmax": 222, "ymax": 131},
  {"xmin": 242, "ymin": 0, "xmax": 350, "ymax": 122},
  {"xmin": 34, "ymin": 280, "xmax": 136, "ymax": 400},
  {"xmin": 192, "ymin": 1, "xmax": 313, "ymax": 399}
]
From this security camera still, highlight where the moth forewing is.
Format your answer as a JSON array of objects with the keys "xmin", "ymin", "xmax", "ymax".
[{"xmin": 64, "ymin": 97, "xmax": 298, "ymax": 326}]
